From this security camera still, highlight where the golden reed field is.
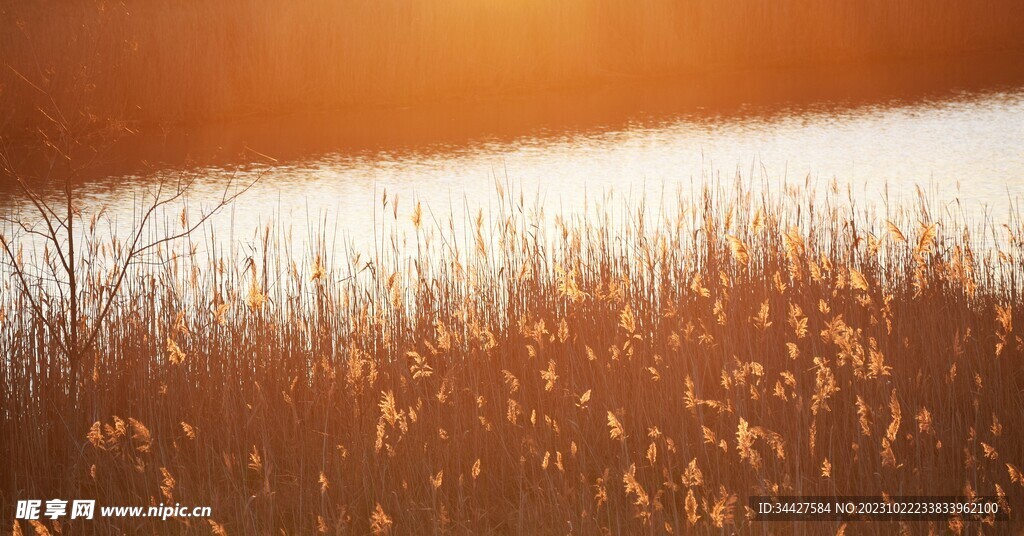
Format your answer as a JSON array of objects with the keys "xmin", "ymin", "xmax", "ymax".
[
  {"xmin": 3, "ymin": 0, "xmax": 1024, "ymax": 135},
  {"xmin": 3, "ymin": 1, "xmax": 1024, "ymax": 534},
  {"xmin": 2, "ymin": 180, "xmax": 1023, "ymax": 534}
]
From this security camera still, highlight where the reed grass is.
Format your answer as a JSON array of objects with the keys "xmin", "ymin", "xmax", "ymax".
[
  {"xmin": 2, "ymin": 180, "xmax": 1023, "ymax": 533},
  {"xmin": 3, "ymin": 0, "xmax": 1023, "ymax": 135}
]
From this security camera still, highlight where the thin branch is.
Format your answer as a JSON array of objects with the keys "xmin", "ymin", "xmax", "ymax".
[
  {"xmin": 0, "ymin": 233, "xmax": 70, "ymax": 356},
  {"xmin": 80, "ymin": 173, "xmax": 260, "ymax": 357}
]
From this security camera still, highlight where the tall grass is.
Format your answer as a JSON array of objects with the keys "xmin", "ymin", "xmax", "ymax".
[
  {"xmin": 2, "ymin": 181, "xmax": 1023, "ymax": 533},
  {"xmin": 3, "ymin": 0, "xmax": 1023, "ymax": 135}
]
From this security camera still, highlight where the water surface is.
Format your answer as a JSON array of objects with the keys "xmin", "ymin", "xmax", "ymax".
[{"xmin": 5, "ymin": 57, "xmax": 1024, "ymax": 254}]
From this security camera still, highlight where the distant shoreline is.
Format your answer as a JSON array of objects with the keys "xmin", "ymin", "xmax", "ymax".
[{"xmin": 3, "ymin": 0, "xmax": 1024, "ymax": 138}]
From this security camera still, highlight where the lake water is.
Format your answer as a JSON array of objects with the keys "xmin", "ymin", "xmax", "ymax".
[{"xmin": 4, "ymin": 57, "xmax": 1024, "ymax": 256}]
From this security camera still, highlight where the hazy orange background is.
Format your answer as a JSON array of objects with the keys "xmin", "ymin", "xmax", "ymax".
[{"xmin": 3, "ymin": 0, "xmax": 1023, "ymax": 135}]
